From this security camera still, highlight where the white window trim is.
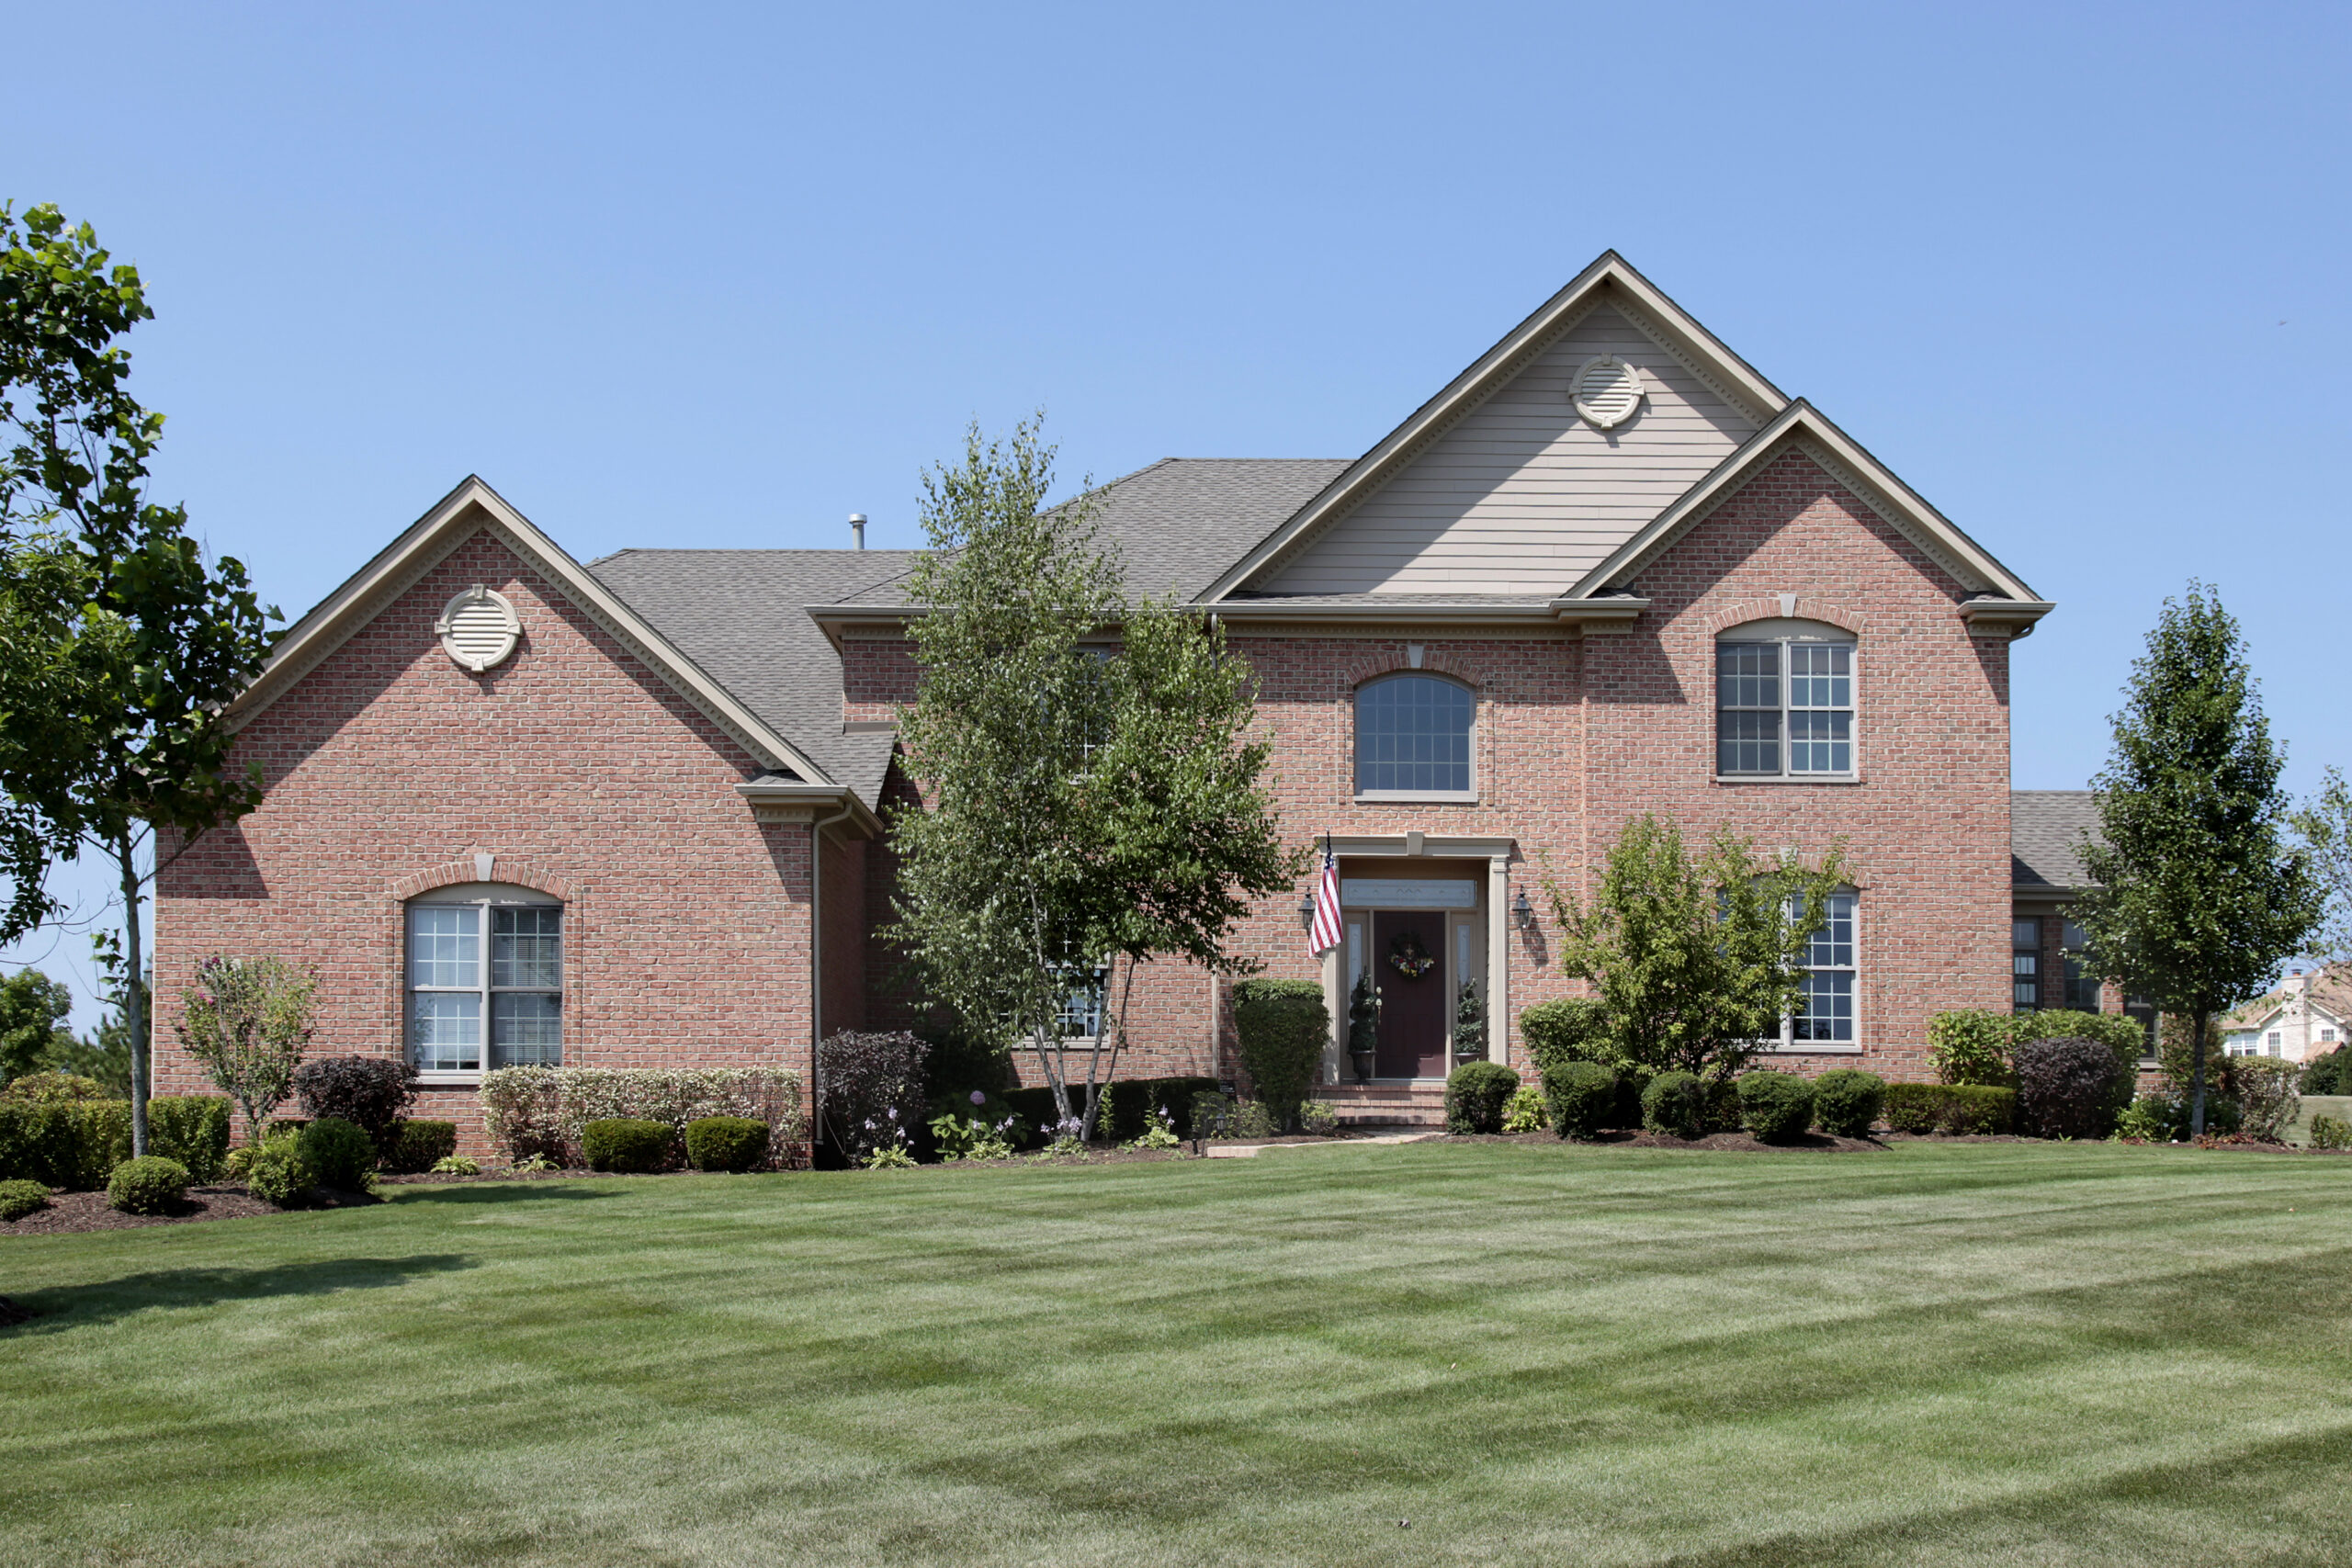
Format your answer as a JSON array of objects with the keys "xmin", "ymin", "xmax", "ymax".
[
  {"xmin": 1762, "ymin": 888, "xmax": 1862, "ymax": 1055},
  {"xmin": 406, "ymin": 886, "xmax": 564, "ymax": 1085},
  {"xmin": 1714, "ymin": 630, "xmax": 1860, "ymax": 784},
  {"xmin": 1351, "ymin": 673, "xmax": 1478, "ymax": 802}
]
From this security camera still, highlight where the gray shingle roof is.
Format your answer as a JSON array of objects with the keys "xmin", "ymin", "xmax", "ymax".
[
  {"xmin": 587, "ymin": 548, "xmax": 920, "ymax": 807},
  {"xmin": 2013, "ymin": 790, "xmax": 2102, "ymax": 891}
]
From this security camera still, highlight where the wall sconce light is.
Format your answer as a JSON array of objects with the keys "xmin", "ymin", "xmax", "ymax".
[
  {"xmin": 1298, "ymin": 891, "xmax": 1317, "ymax": 931},
  {"xmin": 1512, "ymin": 889, "xmax": 1536, "ymax": 931}
]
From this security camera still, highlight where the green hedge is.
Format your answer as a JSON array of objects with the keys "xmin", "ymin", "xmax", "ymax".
[
  {"xmin": 108, "ymin": 1156, "xmax": 191, "ymax": 1215},
  {"xmin": 1445, "ymin": 1062, "xmax": 1521, "ymax": 1135},
  {"xmin": 148, "ymin": 1096, "xmax": 232, "ymax": 1183},
  {"xmin": 1232, "ymin": 979, "xmax": 1329, "ymax": 1130},
  {"xmin": 684, "ymin": 1115, "xmax": 770, "ymax": 1173},
  {"xmin": 1883, "ymin": 1082, "xmax": 2018, "ymax": 1135},
  {"xmin": 0, "ymin": 1178, "xmax": 50, "ymax": 1221},
  {"xmin": 379, "ymin": 1119, "xmax": 458, "ymax": 1175},
  {"xmin": 1520, "ymin": 998, "xmax": 1609, "ymax": 1075},
  {"xmin": 300, "ymin": 1118, "xmax": 379, "ymax": 1191},
  {"xmin": 1736, "ymin": 1072, "xmax": 1816, "ymax": 1144},
  {"xmin": 1812, "ymin": 1070, "xmax": 1886, "ymax": 1138},
  {"xmin": 0, "ymin": 1099, "xmax": 130, "ymax": 1190},
  {"xmin": 1642, "ymin": 1071, "xmax": 1705, "ymax": 1139},
  {"xmin": 1545, "ymin": 1061, "xmax": 1617, "ymax": 1141},
  {"xmin": 583, "ymin": 1117, "xmax": 674, "ymax": 1173}
]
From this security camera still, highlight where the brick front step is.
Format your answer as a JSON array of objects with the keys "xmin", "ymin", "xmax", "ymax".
[{"xmin": 1318, "ymin": 1080, "xmax": 1451, "ymax": 1127}]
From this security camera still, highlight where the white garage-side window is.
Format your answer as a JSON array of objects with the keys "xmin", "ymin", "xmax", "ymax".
[{"xmin": 407, "ymin": 884, "xmax": 563, "ymax": 1077}]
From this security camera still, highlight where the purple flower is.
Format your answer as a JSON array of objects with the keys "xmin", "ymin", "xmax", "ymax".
[
  {"xmin": 887, "ymin": 1107, "xmax": 899, "ymax": 1121},
  {"xmin": 970, "ymin": 1090, "xmax": 987, "ymax": 1106}
]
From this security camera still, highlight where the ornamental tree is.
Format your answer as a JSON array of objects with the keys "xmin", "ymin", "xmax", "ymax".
[
  {"xmin": 174, "ymin": 955, "xmax": 317, "ymax": 1141},
  {"xmin": 886, "ymin": 417, "xmax": 1301, "ymax": 1138},
  {"xmin": 1544, "ymin": 813, "xmax": 1849, "ymax": 1082},
  {"xmin": 2073, "ymin": 583, "xmax": 2320, "ymax": 1136},
  {"xmin": 0, "ymin": 203, "xmax": 280, "ymax": 1156}
]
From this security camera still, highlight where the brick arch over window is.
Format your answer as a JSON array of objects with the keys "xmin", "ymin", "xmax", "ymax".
[
  {"xmin": 1351, "ymin": 668, "xmax": 1479, "ymax": 799},
  {"xmin": 1701, "ymin": 597, "xmax": 1868, "ymax": 640},
  {"xmin": 1335, "ymin": 647, "xmax": 1490, "ymax": 693},
  {"xmin": 392, "ymin": 859, "xmax": 575, "ymax": 903}
]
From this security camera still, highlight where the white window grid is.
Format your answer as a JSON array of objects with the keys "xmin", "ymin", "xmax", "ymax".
[
  {"xmin": 1354, "ymin": 674, "xmax": 1476, "ymax": 799},
  {"xmin": 1716, "ymin": 638, "xmax": 1856, "ymax": 779},
  {"xmin": 1781, "ymin": 891, "xmax": 1857, "ymax": 1047},
  {"xmin": 407, "ymin": 898, "xmax": 563, "ymax": 1077}
]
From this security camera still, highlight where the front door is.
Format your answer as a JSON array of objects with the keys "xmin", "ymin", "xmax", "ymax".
[{"xmin": 1372, "ymin": 908, "xmax": 1450, "ymax": 1078}]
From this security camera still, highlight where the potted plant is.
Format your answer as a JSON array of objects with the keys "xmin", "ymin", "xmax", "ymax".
[
  {"xmin": 1452, "ymin": 980, "xmax": 1487, "ymax": 1066},
  {"xmin": 1347, "ymin": 971, "xmax": 1379, "ymax": 1082}
]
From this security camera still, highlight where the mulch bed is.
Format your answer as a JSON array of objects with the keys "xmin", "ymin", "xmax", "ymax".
[{"xmin": 0, "ymin": 1184, "xmax": 379, "ymax": 1237}]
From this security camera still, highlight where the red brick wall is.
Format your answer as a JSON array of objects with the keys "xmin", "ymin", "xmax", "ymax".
[{"xmin": 153, "ymin": 524, "xmax": 818, "ymax": 1156}]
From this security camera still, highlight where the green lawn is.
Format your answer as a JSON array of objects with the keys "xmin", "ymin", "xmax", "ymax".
[{"xmin": 4, "ymin": 1142, "xmax": 2349, "ymax": 1568}]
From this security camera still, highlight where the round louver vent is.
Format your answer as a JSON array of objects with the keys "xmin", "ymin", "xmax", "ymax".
[
  {"xmin": 435, "ymin": 584, "xmax": 521, "ymax": 673},
  {"xmin": 1570, "ymin": 354, "xmax": 1645, "ymax": 429}
]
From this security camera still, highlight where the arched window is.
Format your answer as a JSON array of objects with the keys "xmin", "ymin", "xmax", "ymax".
[
  {"xmin": 406, "ymin": 883, "xmax": 563, "ymax": 1077},
  {"xmin": 1354, "ymin": 673, "xmax": 1475, "ymax": 798},
  {"xmin": 1716, "ymin": 619, "xmax": 1857, "ymax": 780}
]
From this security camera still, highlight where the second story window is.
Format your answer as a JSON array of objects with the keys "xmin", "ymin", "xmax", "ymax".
[
  {"xmin": 1716, "ymin": 621, "xmax": 1857, "ymax": 780},
  {"xmin": 1354, "ymin": 674, "xmax": 1475, "ymax": 799}
]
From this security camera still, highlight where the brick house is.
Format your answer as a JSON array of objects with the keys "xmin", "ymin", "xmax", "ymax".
[{"xmin": 153, "ymin": 252, "xmax": 2073, "ymax": 1145}]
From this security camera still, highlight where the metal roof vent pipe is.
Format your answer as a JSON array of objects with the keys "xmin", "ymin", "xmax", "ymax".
[{"xmin": 848, "ymin": 513, "xmax": 866, "ymax": 550}]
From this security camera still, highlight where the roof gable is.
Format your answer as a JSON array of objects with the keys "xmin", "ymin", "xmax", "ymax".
[{"xmin": 232, "ymin": 477, "xmax": 838, "ymax": 787}]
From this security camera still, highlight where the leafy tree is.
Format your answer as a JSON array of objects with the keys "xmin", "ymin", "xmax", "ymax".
[
  {"xmin": 0, "ymin": 966, "xmax": 74, "ymax": 1082},
  {"xmin": 2290, "ymin": 766, "xmax": 2352, "ymax": 964},
  {"xmin": 0, "ymin": 203, "xmax": 279, "ymax": 1155},
  {"xmin": 173, "ymin": 955, "xmax": 317, "ymax": 1141},
  {"xmin": 886, "ymin": 418, "xmax": 1301, "ymax": 1137},
  {"xmin": 2074, "ymin": 584, "xmax": 2320, "ymax": 1136},
  {"xmin": 1544, "ymin": 813, "xmax": 1849, "ymax": 1082}
]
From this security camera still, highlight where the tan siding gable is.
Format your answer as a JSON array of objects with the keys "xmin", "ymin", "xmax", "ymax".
[{"xmin": 1263, "ymin": 304, "xmax": 1758, "ymax": 594}]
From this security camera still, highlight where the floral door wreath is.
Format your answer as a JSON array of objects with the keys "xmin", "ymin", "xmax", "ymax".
[{"xmin": 1385, "ymin": 929, "xmax": 1437, "ymax": 979}]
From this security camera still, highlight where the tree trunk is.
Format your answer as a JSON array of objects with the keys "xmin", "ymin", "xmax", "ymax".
[
  {"xmin": 2189, "ymin": 1008, "xmax": 2210, "ymax": 1139},
  {"xmin": 119, "ymin": 831, "xmax": 148, "ymax": 1159}
]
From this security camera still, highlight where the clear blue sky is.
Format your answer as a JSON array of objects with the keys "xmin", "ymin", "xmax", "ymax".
[{"xmin": 6, "ymin": 1, "xmax": 2347, "ymax": 1025}]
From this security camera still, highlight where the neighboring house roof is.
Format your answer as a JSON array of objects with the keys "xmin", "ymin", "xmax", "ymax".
[
  {"xmin": 2013, "ymin": 790, "xmax": 2103, "ymax": 893},
  {"xmin": 2222, "ymin": 966, "xmax": 2352, "ymax": 1032},
  {"xmin": 586, "ymin": 547, "xmax": 922, "ymax": 808}
]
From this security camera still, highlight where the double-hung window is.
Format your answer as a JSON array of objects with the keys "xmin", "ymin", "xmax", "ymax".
[
  {"xmin": 1716, "ymin": 624, "xmax": 1856, "ymax": 780},
  {"xmin": 407, "ymin": 890, "xmax": 563, "ymax": 1077},
  {"xmin": 1785, "ymin": 891, "xmax": 1857, "ymax": 1046}
]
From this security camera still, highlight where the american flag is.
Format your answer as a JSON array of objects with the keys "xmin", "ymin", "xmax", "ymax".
[{"xmin": 1307, "ymin": 840, "xmax": 1342, "ymax": 955}]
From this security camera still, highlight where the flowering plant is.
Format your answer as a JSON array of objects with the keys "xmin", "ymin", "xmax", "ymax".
[{"xmin": 1385, "ymin": 930, "xmax": 1437, "ymax": 979}]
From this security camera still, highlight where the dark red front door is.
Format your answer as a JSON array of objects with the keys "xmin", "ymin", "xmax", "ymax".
[{"xmin": 1372, "ymin": 909, "xmax": 1449, "ymax": 1078}]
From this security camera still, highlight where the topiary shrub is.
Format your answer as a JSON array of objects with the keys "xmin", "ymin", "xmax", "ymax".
[
  {"xmin": 1736, "ymin": 1072, "xmax": 1816, "ymax": 1144},
  {"xmin": 1445, "ymin": 1061, "xmax": 1521, "ymax": 1135},
  {"xmin": 292, "ymin": 1055, "xmax": 417, "ymax": 1144},
  {"xmin": 147, "ymin": 1096, "xmax": 233, "ymax": 1183},
  {"xmin": 379, "ymin": 1119, "xmax": 458, "ymax": 1175},
  {"xmin": 0, "ymin": 1178, "xmax": 50, "ymax": 1220},
  {"xmin": 1231, "ymin": 979, "xmax": 1329, "ymax": 1132},
  {"xmin": 2013, "ymin": 1036, "xmax": 2126, "ymax": 1139},
  {"xmin": 1641, "ymin": 1070, "xmax": 1705, "ymax": 1139},
  {"xmin": 107, "ymin": 1156, "xmax": 191, "ymax": 1214},
  {"xmin": 684, "ymin": 1115, "xmax": 770, "ymax": 1173},
  {"xmin": 1811, "ymin": 1069, "xmax": 1885, "ymax": 1138},
  {"xmin": 244, "ymin": 1137, "xmax": 314, "ymax": 1205},
  {"xmin": 299, "ymin": 1117, "xmax": 379, "ymax": 1191},
  {"xmin": 816, "ymin": 1031, "xmax": 928, "ymax": 1166},
  {"xmin": 1545, "ymin": 1061, "xmax": 1617, "ymax": 1141},
  {"xmin": 583, "ymin": 1117, "xmax": 674, "ymax": 1173}
]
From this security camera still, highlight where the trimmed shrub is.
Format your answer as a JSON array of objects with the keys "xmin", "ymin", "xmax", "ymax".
[
  {"xmin": 1295, "ymin": 1100, "xmax": 1340, "ymax": 1137},
  {"xmin": 2300, "ymin": 1046, "xmax": 2346, "ymax": 1097},
  {"xmin": 1737, "ymin": 1072, "xmax": 1816, "ymax": 1144},
  {"xmin": 1500, "ymin": 1085, "xmax": 1547, "ymax": 1134},
  {"xmin": 684, "ymin": 1115, "xmax": 770, "ymax": 1173},
  {"xmin": 1445, "ymin": 1061, "xmax": 1521, "ymax": 1135},
  {"xmin": 2310, "ymin": 1113, "xmax": 2352, "ymax": 1151},
  {"xmin": 2014, "ymin": 1036, "xmax": 2125, "ymax": 1139},
  {"xmin": 480, "ymin": 1066, "xmax": 807, "ymax": 1168},
  {"xmin": 1884, "ymin": 1082, "xmax": 2018, "ymax": 1136},
  {"xmin": 1545, "ymin": 1061, "xmax": 1617, "ymax": 1141},
  {"xmin": 1231, "ymin": 979, "xmax": 1329, "ymax": 1131},
  {"xmin": 1927, "ymin": 1010, "xmax": 2013, "ymax": 1087},
  {"xmin": 1641, "ymin": 1070, "xmax": 1705, "ymax": 1139},
  {"xmin": 0, "ymin": 1071, "xmax": 107, "ymax": 1103},
  {"xmin": 1229, "ymin": 1100, "xmax": 1282, "ymax": 1139},
  {"xmin": 583, "ymin": 1117, "xmax": 674, "ymax": 1173},
  {"xmin": 292, "ymin": 1055, "xmax": 417, "ymax": 1143},
  {"xmin": 299, "ymin": 1117, "xmax": 379, "ymax": 1191},
  {"xmin": 107, "ymin": 1156, "xmax": 191, "ymax": 1214},
  {"xmin": 148, "ymin": 1096, "xmax": 232, "ymax": 1183},
  {"xmin": 0, "ymin": 1178, "xmax": 50, "ymax": 1220},
  {"xmin": 379, "ymin": 1119, "xmax": 458, "ymax": 1175},
  {"xmin": 244, "ymin": 1137, "xmax": 314, "ymax": 1205},
  {"xmin": 817, "ymin": 1031, "xmax": 927, "ymax": 1165},
  {"xmin": 2013, "ymin": 1010, "xmax": 2147, "ymax": 1122},
  {"xmin": 1811, "ymin": 1070, "xmax": 1886, "ymax": 1138},
  {"xmin": 2233, "ymin": 1058, "xmax": 2301, "ymax": 1142},
  {"xmin": 1520, "ymin": 998, "xmax": 1610, "ymax": 1076},
  {"xmin": 1883, "ymin": 1082, "xmax": 1941, "ymax": 1134},
  {"xmin": 0, "ymin": 1098, "xmax": 130, "ymax": 1190}
]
